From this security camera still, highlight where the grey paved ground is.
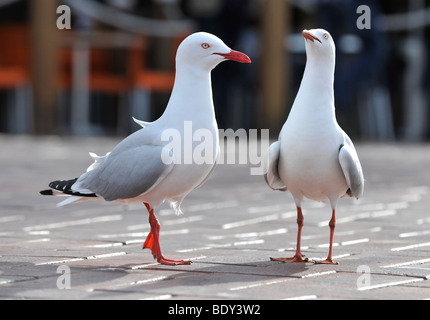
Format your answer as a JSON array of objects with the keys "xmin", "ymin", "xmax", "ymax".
[{"xmin": 1, "ymin": 135, "xmax": 430, "ymax": 300}]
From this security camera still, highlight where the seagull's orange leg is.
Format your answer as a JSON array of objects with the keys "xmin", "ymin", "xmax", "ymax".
[
  {"xmin": 315, "ymin": 209, "xmax": 338, "ymax": 265},
  {"xmin": 142, "ymin": 202, "xmax": 191, "ymax": 266},
  {"xmin": 271, "ymin": 207, "xmax": 311, "ymax": 263}
]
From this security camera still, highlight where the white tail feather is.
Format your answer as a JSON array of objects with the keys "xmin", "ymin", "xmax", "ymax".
[{"xmin": 55, "ymin": 196, "xmax": 94, "ymax": 207}]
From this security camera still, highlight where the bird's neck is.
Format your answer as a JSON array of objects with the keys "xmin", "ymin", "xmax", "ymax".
[
  {"xmin": 303, "ymin": 59, "xmax": 335, "ymax": 99},
  {"xmin": 291, "ymin": 59, "xmax": 336, "ymax": 122},
  {"xmin": 163, "ymin": 65, "xmax": 216, "ymax": 126}
]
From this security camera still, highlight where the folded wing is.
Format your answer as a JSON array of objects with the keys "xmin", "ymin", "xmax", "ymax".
[
  {"xmin": 338, "ymin": 138, "xmax": 364, "ymax": 199},
  {"xmin": 73, "ymin": 145, "xmax": 174, "ymax": 201},
  {"xmin": 263, "ymin": 141, "xmax": 287, "ymax": 191}
]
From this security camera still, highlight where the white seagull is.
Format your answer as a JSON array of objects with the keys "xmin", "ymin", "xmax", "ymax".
[
  {"xmin": 40, "ymin": 32, "xmax": 251, "ymax": 266},
  {"xmin": 264, "ymin": 29, "xmax": 364, "ymax": 265}
]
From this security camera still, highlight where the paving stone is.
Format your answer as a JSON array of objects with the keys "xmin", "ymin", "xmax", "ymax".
[{"xmin": 1, "ymin": 136, "xmax": 430, "ymax": 300}]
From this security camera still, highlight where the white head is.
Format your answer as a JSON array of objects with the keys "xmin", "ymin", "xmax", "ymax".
[
  {"xmin": 302, "ymin": 29, "xmax": 336, "ymax": 70},
  {"xmin": 175, "ymin": 32, "xmax": 251, "ymax": 72}
]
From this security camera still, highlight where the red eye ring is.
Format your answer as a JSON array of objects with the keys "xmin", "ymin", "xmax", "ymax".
[{"xmin": 201, "ymin": 43, "xmax": 210, "ymax": 49}]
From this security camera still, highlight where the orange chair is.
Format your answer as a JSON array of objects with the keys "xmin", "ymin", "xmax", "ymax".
[
  {"xmin": 90, "ymin": 49, "xmax": 130, "ymax": 93},
  {"xmin": 56, "ymin": 33, "xmax": 134, "ymax": 135},
  {"xmin": 56, "ymin": 32, "xmax": 186, "ymax": 135},
  {"xmin": 57, "ymin": 45, "xmax": 72, "ymax": 91},
  {"xmin": 0, "ymin": 25, "xmax": 32, "ymax": 133},
  {"xmin": 91, "ymin": 47, "xmax": 133, "ymax": 134}
]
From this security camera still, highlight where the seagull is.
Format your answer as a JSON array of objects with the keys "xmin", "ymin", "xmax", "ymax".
[
  {"xmin": 40, "ymin": 32, "xmax": 251, "ymax": 266},
  {"xmin": 264, "ymin": 29, "xmax": 364, "ymax": 265}
]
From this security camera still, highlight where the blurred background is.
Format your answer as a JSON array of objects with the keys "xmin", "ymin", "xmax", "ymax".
[{"xmin": 0, "ymin": 0, "xmax": 429, "ymax": 141}]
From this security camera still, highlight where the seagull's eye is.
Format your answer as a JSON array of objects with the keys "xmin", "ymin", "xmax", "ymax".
[
  {"xmin": 201, "ymin": 43, "xmax": 210, "ymax": 49},
  {"xmin": 323, "ymin": 33, "xmax": 329, "ymax": 40}
]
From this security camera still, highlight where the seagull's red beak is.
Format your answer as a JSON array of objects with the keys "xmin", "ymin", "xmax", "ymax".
[
  {"xmin": 215, "ymin": 50, "xmax": 251, "ymax": 63},
  {"xmin": 302, "ymin": 30, "xmax": 321, "ymax": 44}
]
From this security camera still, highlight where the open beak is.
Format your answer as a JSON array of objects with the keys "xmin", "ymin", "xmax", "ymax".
[
  {"xmin": 215, "ymin": 50, "xmax": 251, "ymax": 63},
  {"xmin": 302, "ymin": 30, "xmax": 321, "ymax": 44}
]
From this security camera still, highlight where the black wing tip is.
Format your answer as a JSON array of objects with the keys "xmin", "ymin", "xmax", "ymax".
[
  {"xmin": 44, "ymin": 178, "xmax": 98, "ymax": 198},
  {"xmin": 49, "ymin": 178, "xmax": 78, "ymax": 191}
]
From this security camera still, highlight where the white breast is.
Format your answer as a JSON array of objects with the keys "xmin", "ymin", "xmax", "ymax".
[{"xmin": 278, "ymin": 119, "xmax": 348, "ymax": 203}]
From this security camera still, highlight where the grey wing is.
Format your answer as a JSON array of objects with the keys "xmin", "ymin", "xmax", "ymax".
[
  {"xmin": 263, "ymin": 141, "xmax": 287, "ymax": 191},
  {"xmin": 72, "ymin": 145, "xmax": 174, "ymax": 201},
  {"xmin": 338, "ymin": 136, "xmax": 364, "ymax": 199}
]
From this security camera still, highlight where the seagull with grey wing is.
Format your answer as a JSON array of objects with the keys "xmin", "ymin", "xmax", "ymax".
[
  {"xmin": 264, "ymin": 29, "xmax": 364, "ymax": 265},
  {"xmin": 40, "ymin": 32, "xmax": 251, "ymax": 266}
]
